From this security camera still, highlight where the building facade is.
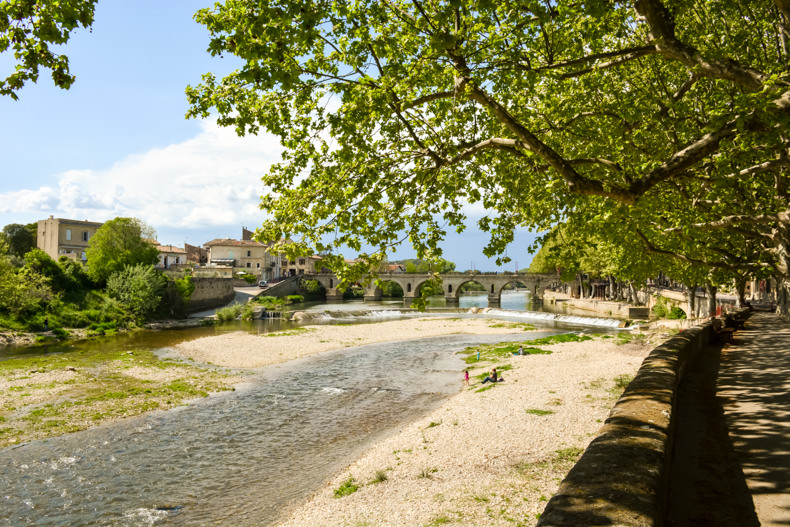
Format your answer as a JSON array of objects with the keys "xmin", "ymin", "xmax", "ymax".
[
  {"xmin": 36, "ymin": 216, "xmax": 103, "ymax": 262},
  {"xmin": 155, "ymin": 244, "xmax": 188, "ymax": 269},
  {"xmin": 280, "ymin": 254, "xmax": 325, "ymax": 276},
  {"xmin": 203, "ymin": 238, "xmax": 281, "ymax": 280}
]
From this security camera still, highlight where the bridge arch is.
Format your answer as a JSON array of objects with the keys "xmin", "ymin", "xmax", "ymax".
[{"xmin": 305, "ymin": 272, "xmax": 560, "ymax": 307}]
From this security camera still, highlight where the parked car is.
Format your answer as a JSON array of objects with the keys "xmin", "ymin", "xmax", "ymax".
[{"xmin": 258, "ymin": 280, "xmax": 268, "ymax": 288}]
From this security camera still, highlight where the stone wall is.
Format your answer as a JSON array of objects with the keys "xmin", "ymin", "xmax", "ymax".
[
  {"xmin": 186, "ymin": 277, "xmax": 235, "ymax": 312},
  {"xmin": 537, "ymin": 322, "xmax": 716, "ymax": 526}
]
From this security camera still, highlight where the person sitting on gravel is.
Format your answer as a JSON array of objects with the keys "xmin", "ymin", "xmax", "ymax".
[{"xmin": 481, "ymin": 368, "xmax": 501, "ymax": 384}]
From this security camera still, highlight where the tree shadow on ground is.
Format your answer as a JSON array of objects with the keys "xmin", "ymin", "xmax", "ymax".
[{"xmin": 668, "ymin": 312, "xmax": 790, "ymax": 526}]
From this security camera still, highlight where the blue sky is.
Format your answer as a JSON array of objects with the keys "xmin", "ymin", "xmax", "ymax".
[{"xmin": 0, "ymin": 1, "xmax": 538, "ymax": 271}]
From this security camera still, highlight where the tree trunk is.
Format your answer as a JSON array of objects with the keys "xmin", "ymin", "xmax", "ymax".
[
  {"xmin": 705, "ymin": 284, "xmax": 717, "ymax": 317},
  {"xmin": 627, "ymin": 281, "xmax": 637, "ymax": 304},
  {"xmin": 774, "ymin": 227, "xmax": 790, "ymax": 318},
  {"xmin": 734, "ymin": 278, "xmax": 747, "ymax": 308},
  {"xmin": 776, "ymin": 275, "xmax": 788, "ymax": 317},
  {"xmin": 686, "ymin": 283, "xmax": 697, "ymax": 319}
]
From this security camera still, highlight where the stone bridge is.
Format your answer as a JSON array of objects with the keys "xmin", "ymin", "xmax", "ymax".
[{"xmin": 305, "ymin": 272, "xmax": 561, "ymax": 307}]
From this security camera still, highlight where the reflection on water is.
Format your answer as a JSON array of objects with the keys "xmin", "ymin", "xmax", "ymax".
[{"xmin": 0, "ymin": 331, "xmax": 558, "ymax": 526}]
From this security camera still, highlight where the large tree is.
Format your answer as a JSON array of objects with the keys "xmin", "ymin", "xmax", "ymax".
[
  {"xmin": 1, "ymin": 0, "xmax": 97, "ymax": 99},
  {"xmin": 188, "ymin": 1, "xmax": 790, "ymax": 312},
  {"xmin": 1, "ymin": 223, "xmax": 36, "ymax": 257},
  {"xmin": 85, "ymin": 217, "xmax": 159, "ymax": 284}
]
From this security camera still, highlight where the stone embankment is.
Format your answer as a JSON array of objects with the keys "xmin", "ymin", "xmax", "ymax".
[{"xmin": 537, "ymin": 317, "xmax": 734, "ymax": 526}]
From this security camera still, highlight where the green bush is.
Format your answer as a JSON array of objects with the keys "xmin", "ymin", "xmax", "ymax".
[
  {"xmin": 254, "ymin": 295, "xmax": 283, "ymax": 309},
  {"xmin": 51, "ymin": 327, "xmax": 70, "ymax": 339},
  {"xmin": 300, "ymin": 279, "xmax": 324, "ymax": 300},
  {"xmin": 380, "ymin": 281, "xmax": 404, "ymax": 297},
  {"xmin": 241, "ymin": 303, "xmax": 255, "ymax": 321},
  {"xmin": 106, "ymin": 264, "xmax": 165, "ymax": 319},
  {"xmin": 241, "ymin": 273, "xmax": 257, "ymax": 285},
  {"xmin": 343, "ymin": 287, "xmax": 364, "ymax": 299},
  {"xmin": 216, "ymin": 303, "xmax": 244, "ymax": 321},
  {"xmin": 668, "ymin": 306, "xmax": 687, "ymax": 319}
]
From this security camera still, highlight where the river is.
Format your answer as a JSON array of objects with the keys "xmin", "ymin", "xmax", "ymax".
[{"xmin": 0, "ymin": 292, "xmax": 624, "ymax": 526}]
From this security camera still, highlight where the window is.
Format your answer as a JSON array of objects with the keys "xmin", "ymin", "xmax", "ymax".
[
  {"xmin": 82, "ymin": 231, "xmax": 89, "ymax": 242},
  {"xmin": 256, "ymin": 263, "xmax": 260, "ymax": 268},
  {"xmin": 246, "ymin": 262, "xmax": 251, "ymax": 268},
  {"xmin": 66, "ymin": 229, "xmax": 71, "ymax": 241},
  {"xmin": 247, "ymin": 250, "xmax": 251, "ymax": 257},
  {"xmin": 299, "ymin": 258, "xmax": 305, "ymax": 265}
]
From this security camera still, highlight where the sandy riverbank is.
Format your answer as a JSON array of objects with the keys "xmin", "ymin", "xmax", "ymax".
[
  {"xmin": 272, "ymin": 332, "xmax": 655, "ymax": 527},
  {"xmin": 172, "ymin": 317, "xmax": 536, "ymax": 369}
]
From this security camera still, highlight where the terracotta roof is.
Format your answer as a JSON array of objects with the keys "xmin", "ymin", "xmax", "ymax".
[
  {"xmin": 203, "ymin": 238, "xmax": 267, "ymax": 247},
  {"xmin": 156, "ymin": 244, "xmax": 187, "ymax": 254}
]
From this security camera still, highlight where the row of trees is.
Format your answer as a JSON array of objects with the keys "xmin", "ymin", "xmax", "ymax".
[
  {"xmin": 6, "ymin": 1, "xmax": 788, "ymax": 314},
  {"xmin": 183, "ymin": 0, "xmax": 790, "ymax": 316},
  {"xmin": 0, "ymin": 217, "xmax": 192, "ymax": 332}
]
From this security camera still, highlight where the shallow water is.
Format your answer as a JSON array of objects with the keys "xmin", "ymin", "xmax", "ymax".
[
  {"xmin": 0, "ymin": 292, "xmax": 625, "ymax": 526},
  {"xmin": 0, "ymin": 331, "xmax": 556, "ymax": 526}
]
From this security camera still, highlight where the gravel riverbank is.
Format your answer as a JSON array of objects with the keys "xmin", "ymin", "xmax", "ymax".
[
  {"xmin": 172, "ymin": 317, "xmax": 536, "ymax": 369},
  {"xmin": 275, "ymin": 335, "xmax": 653, "ymax": 527}
]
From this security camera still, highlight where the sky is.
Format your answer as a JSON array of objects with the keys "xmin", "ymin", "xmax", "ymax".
[{"xmin": 0, "ymin": 1, "xmax": 539, "ymax": 272}]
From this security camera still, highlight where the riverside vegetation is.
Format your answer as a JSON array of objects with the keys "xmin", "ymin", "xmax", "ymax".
[
  {"xmin": 0, "ymin": 342, "xmax": 241, "ymax": 448},
  {"xmin": 0, "ymin": 219, "xmax": 196, "ymax": 346}
]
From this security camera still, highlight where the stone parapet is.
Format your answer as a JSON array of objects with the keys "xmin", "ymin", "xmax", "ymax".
[{"xmin": 537, "ymin": 323, "xmax": 713, "ymax": 526}]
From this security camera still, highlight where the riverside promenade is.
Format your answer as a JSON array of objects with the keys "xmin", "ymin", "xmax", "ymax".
[{"xmin": 667, "ymin": 310, "xmax": 790, "ymax": 526}]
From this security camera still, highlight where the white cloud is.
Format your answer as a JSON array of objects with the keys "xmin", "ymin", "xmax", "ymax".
[{"xmin": 0, "ymin": 120, "xmax": 282, "ymax": 237}]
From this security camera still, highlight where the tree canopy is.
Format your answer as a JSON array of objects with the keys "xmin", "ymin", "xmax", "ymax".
[
  {"xmin": 85, "ymin": 217, "xmax": 159, "ymax": 284},
  {"xmin": 0, "ymin": 0, "xmax": 97, "ymax": 99},
  {"xmin": 106, "ymin": 264, "xmax": 165, "ymax": 319},
  {"xmin": 1, "ymin": 223, "xmax": 36, "ymax": 257},
  {"xmin": 188, "ymin": 0, "xmax": 790, "ymax": 307}
]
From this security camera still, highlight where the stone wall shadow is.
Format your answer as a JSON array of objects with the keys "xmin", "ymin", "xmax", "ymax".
[
  {"xmin": 666, "ymin": 340, "xmax": 759, "ymax": 526},
  {"xmin": 538, "ymin": 316, "xmax": 766, "ymax": 526}
]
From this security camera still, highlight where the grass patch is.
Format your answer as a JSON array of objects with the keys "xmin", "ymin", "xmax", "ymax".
[
  {"xmin": 615, "ymin": 332, "xmax": 648, "ymax": 345},
  {"xmin": 428, "ymin": 516, "xmax": 452, "ymax": 525},
  {"xmin": 0, "ymin": 344, "xmax": 237, "ymax": 448},
  {"xmin": 262, "ymin": 327, "xmax": 314, "ymax": 337},
  {"xmin": 371, "ymin": 470, "xmax": 389, "ymax": 484},
  {"xmin": 525, "ymin": 409, "xmax": 554, "ymax": 416},
  {"xmin": 334, "ymin": 477, "xmax": 359, "ymax": 498},
  {"xmin": 554, "ymin": 447, "xmax": 584, "ymax": 463},
  {"xmin": 458, "ymin": 332, "xmax": 592, "ymax": 365},
  {"xmin": 418, "ymin": 467, "xmax": 438, "ymax": 479},
  {"xmin": 614, "ymin": 374, "xmax": 633, "ymax": 390},
  {"xmin": 488, "ymin": 322, "xmax": 536, "ymax": 331}
]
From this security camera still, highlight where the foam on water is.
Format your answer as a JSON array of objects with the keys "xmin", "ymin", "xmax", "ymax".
[{"xmin": 483, "ymin": 308, "xmax": 632, "ymax": 329}]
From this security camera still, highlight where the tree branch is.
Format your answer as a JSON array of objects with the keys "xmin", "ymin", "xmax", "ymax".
[
  {"xmin": 634, "ymin": 0, "xmax": 770, "ymax": 91},
  {"xmin": 557, "ymin": 47, "xmax": 658, "ymax": 79},
  {"xmin": 664, "ymin": 211, "xmax": 790, "ymax": 233},
  {"xmin": 446, "ymin": 138, "xmax": 527, "ymax": 164},
  {"xmin": 636, "ymin": 229, "xmax": 770, "ymax": 271},
  {"xmin": 400, "ymin": 91, "xmax": 455, "ymax": 110},
  {"xmin": 628, "ymin": 122, "xmax": 737, "ymax": 195}
]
